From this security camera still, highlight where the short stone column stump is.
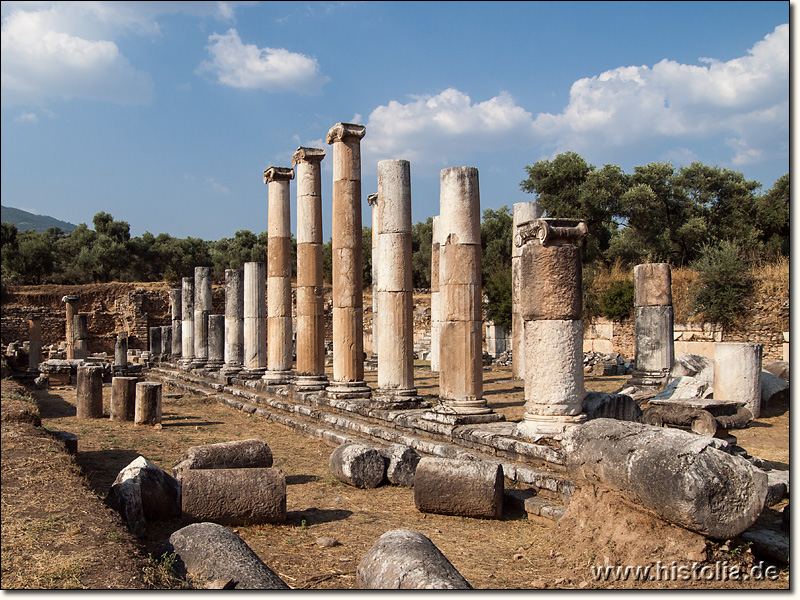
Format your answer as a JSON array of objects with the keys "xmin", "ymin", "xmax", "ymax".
[{"xmin": 414, "ymin": 457, "xmax": 504, "ymax": 519}]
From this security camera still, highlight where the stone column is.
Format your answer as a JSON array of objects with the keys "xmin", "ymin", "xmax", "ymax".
[
  {"xmin": 375, "ymin": 159, "xmax": 419, "ymax": 406},
  {"xmin": 135, "ymin": 381, "xmax": 162, "ymax": 426},
  {"xmin": 114, "ymin": 332, "xmax": 128, "ymax": 370},
  {"xmin": 368, "ymin": 192, "xmax": 379, "ymax": 361},
  {"xmin": 149, "ymin": 326, "xmax": 162, "ymax": 361},
  {"xmin": 263, "ymin": 166, "xmax": 295, "ymax": 385},
  {"xmin": 27, "ymin": 316, "xmax": 42, "ymax": 373},
  {"xmin": 222, "ymin": 268, "xmax": 244, "ymax": 375},
  {"xmin": 516, "ymin": 218, "xmax": 588, "ymax": 438},
  {"xmin": 429, "ymin": 216, "xmax": 441, "ymax": 372},
  {"xmin": 61, "ymin": 295, "xmax": 78, "ymax": 359},
  {"xmin": 437, "ymin": 167, "xmax": 490, "ymax": 415},
  {"xmin": 111, "ymin": 376, "xmax": 138, "ymax": 421},
  {"xmin": 169, "ymin": 288, "xmax": 182, "ymax": 359},
  {"xmin": 293, "ymin": 147, "xmax": 328, "ymax": 391},
  {"xmin": 207, "ymin": 315, "xmax": 225, "ymax": 370},
  {"xmin": 193, "ymin": 266, "xmax": 212, "ymax": 368},
  {"xmin": 325, "ymin": 122, "xmax": 371, "ymax": 398},
  {"xmin": 161, "ymin": 325, "xmax": 172, "ymax": 361},
  {"xmin": 76, "ymin": 365, "xmax": 104, "ymax": 418},
  {"xmin": 512, "ymin": 202, "xmax": 541, "ymax": 381},
  {"xmin": 179, "ymin": 277, "xmax": 195, "ymax": 369},
  {"xmin": 242, "ymin": 261, "xmax": 267, "ymax": 377},
  {"xmin": 627, "ymin": 263, "xmax": 675, "ymax": 390},
  {"xmin": 714, "ymin": 342, "xmax": 763, "ymax": 419},
  {"xmin": 74, "ymin": 314, "xmax": 88, "ymax": 359}
]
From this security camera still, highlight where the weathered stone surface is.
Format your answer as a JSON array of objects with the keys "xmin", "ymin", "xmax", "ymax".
[
  {"xmin": 652, "ymin": 376, "xmax": 712, "ymax": 402},
  {"xmin": 164, "ymin": 522, "xmax": 289, "ymax": 589},
  {"xmin": 519, "ymin": 241, "xmax": 582, "ymax": 321},
  {"xmin": 329, "ymin": 443, "xmax": 385, "ymax": 489},
  {"xmin": 562, "ymin": 419, "xmax": 768, "ymax": 539},
  {"xmin": 633, "ymin": 305, "xmax": 674, "ymax": 375},
  {"xmin": 181, "ymin": 468, "xmax": 286, "ymax": 525},
  {"xmin": 172, "ymin": 438, "xmax": 274, "ymax": 482},
  {"xmin": 764, "ymin": 360, "xmax": 789, "ymax": 382},
  {"xmin": 110, "ymin": 376, "xmax": 138, "ymax": 421},
  {"xmin": 105, "ymin": 456, "xmax": 182, "ymax": 534},
  {"xmin": 669, "ymin": 354, "xmax": 715, "ymax": 386},
  {"xmin": 76, "ymin": 365, "xmax": 104, "ymax": 418},
  {"xmin": 582, "ymin": 392, "xmax": 642, "ymax": 422},
  {"xmin": 740, "ymin": 528, "xmax": 789, "ymax": 564},
  {"xmin": 134, "ymin": 381, "xmax": 162, "ymax": 426},
  {"xmin": 634, "ymin": 263, "xmax": 672, "ymax": 307},
  {"xmin": 414, "ymin": 457, "xmax": 503, "ymax": 519},
  {"xmin": 761, "ymin": 371, "xmax": 789, "ymax": 406},
  {"xmin": 357, "ymin": 529, "xmax": 472, "ymax": 589},
  {"xmin": 379, "ymin": 444, "xmax": 421, "ymax": 487},
  {"xmin": 714, "ymin": 342, "xmax": 762, "ymax": 419}
]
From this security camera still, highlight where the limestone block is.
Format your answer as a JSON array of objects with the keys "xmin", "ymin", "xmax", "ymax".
[
  {"xmin": 714, "ymin": 342, "xmax": 762, "ymax": 419},
  {"xmin": 164, "ymin": 522, "xmax": 289, "ymax": 589},
  {"xmin": 379, "ymin": 444, "xmax": 421, "ymax": 487},
  {"xmin": 296, "ymin": 243, "xmax": 323, "ymax": 287},
  {"xmin": 376, "ymin": 232, "xmax": 413, "ymax": 291},
  {"xmin": 439, "ymin": 283, "xmax": 482, "ymax": 322},
  {"xmin": 377, "ymin": 159, "xmax": 412, "ymax": 231},
  {"xmin": 76, "ymin": 365, "xmax": 104, "ymax": 418},
  {"xmin": 332, "ymin": 247, "xmax": 364, "ymax": 308},
  {"xmin": 173, "ymin": 439, "xmax": 274, "ymax": 482},
  {"xmin": 414, "ymin": 457, "xmax": 503, "ymax": 519},
  {"xmin": 134, "ymin": 382, "xmax": 162, "ymax": 426},
  {"xmin": 377, "ymin": 291, "xmax": 414, "ymax": 389},
  {"xmin": 439, "ymin": 242, "xmax": 481, "ymax": 286},
  {"xmin": 266, "ymin": 280, "xmax": 292, "ymax": 317},
  {"xmin": 439, "ymin": 167, "xmax": 481, "ymax": 245},
  {"xmin": 582, "ymin": 391, "xmax": 642, "ymax": 422},
  {"xmin": 266, "ymin": 236, "xmax": 292, "ymax": 277},
  {"xmin": 267, "ymin": 317, "xmax": 292, "ymax": 371},
  {"xmin": 634, "ymin": 263, "xmax": 672, "ymax": 307},
  {"xmin": 111, "ymin": 376, "xmax": 138, "ymax": 421},
  {"xmin": 520, "ymin": 242, "xmax": 582, "ymax": 321},
  {"xmin": 243, "ymin": 262, "xmax": 266, "ymax": 319},
  {"xmin": 562, "ymin": 419, "xmax": 768, "ymax": 539},
  {"xmin": 296, "ymin": 286, "xmax": 323, "ymax": 316},
  {"xmin": 438, "ymin": 320, "xmax": 483, "ymax": 402},
  {"xmin": 181, "ymin": 467, "xmax": 286, "ymax": 525},
  {"xmin": 332, "ymin": 181, "xmax": 363, "ymax": 242},
  {"xmin": 357, "ymin": 529, "xmax": 472, "ymax": 589},
  {"xmin": 332, "ymin": 307, "xmax": 364, "ymax": 381},
  {"xmin": 105, "ymin": 456, "xmax": 182, "ymax": 533},
  {"xmin": 329, "ymin": 127, "xmax": 364, "ymax": 180},
  {"xmin": 329, "ymin": 443, "xmax": 385, "ymax": 489}
]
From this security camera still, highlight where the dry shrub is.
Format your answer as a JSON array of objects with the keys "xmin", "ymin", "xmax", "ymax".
[
  {"xmin": 670, "ymin": 267, "xmax": 700, "ymax": 323},
  {"xmin": 752, "ymin": 256, "xmax": 789, "ymax": 297}
]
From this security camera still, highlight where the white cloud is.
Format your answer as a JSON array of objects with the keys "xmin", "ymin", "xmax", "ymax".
[
  {"xmin": 206, "ymin": 178, "xmax": 230, "ymax": 195},
  {"xmin": 14, "ymin": 112, "xmax": 38, "ymax": 123},
  {"xmin": 197, "ymin": 28, "xmax": 329, "ymax": 94}
]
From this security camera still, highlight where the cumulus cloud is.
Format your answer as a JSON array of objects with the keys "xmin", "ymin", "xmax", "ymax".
[{"xmin": 197, "ymin": 29, "xmax": 329, "ymax": 94}]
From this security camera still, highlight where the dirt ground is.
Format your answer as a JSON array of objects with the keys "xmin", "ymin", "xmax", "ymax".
[{"xmin": 1, "ymin": 364, "xmax": 790, "ymax": 590}]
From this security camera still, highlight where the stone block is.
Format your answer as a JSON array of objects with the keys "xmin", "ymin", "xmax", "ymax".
[
  {"xmin": 414, "ymin": 457, "xmax": 503, "ymax": 519},
  {"xmin": 378, "ymin": 444, "xmax": 421, "ymax": 487},
  {"xmin": 634, "ymin": 263, "xmax": 672, "ymax": 307},
  {"xmin": 329, "ymin": 443, "xmax": 385, "ymax": 489},
  {"xmin": 76, "ymin": 365, "xmax": 104, "ymax": 418},
  {"xmin": 173, "ymin": 438, "xmax": 274, "ymax": 482},
  {"xmin": 520, "ymin": 242, "xmax": 582, "ymax": 321}
]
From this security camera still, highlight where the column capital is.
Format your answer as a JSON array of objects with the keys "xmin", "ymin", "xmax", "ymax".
[
  {"xmin": 264, "ymin": 166, "xmax": 295, "ymax": 184},
  {"xmin": 367, "ymin": 192, "xmax": 378, "ymax": 207},
  {"xmin": 292, "ymin": 147, "xmax": 326, "ymax": 166},
  {"xmin": 61, "ymin": 295, "xmax": 79, "ymax": 303},
  {"xmin": 326, "ymin": 122, "xmax": 366, "ymax": 144},
  {"xmin": 515, "ymin": 218, "xmax": 587, "ymax": 248}
]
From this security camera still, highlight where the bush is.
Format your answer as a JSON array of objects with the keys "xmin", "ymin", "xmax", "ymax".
[
  {"xmin": 598, "ymin": 279, "xmax": 634, "ymax": 321},
  {"xmin": 691, "ymin": 240, "xmax": 754, "ymax": 327}
]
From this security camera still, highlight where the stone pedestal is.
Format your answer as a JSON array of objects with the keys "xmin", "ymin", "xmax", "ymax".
[
  {"xmin": 74, "ymin": 314, "xmax": 88, "ymax": 359},
  {"xmin": 325, "ymin": 122, "xmax": 371, "ymax": 399},
  {"xmin": 27, "ymin": 316, "xmax": 42, "ymax": 374},
  {"xmin": 62, "ymin": 295, "xmax": 79, "ymax": 360},
  {"xmin": 222, "ymin": 269, "xmax": 244, "ymax": 375},
  {"xmin": 242, "ymin": 261, "xmax": 267, "ymax": 378},
  {"xmin": 512, "ymin": 202, "xmax": 541, "ymax": 380},
  {"xmin": 135, "ymin": 381, "xmax": 162, "ymax": 426},
  {"xmin": 192, "ymin": 266, "xmax": 211, "ymax": 368},
  {"xmin": 374, "ymin": 159, "xmax": 419, "ymax": 407},
  {"xmin": 516, "ymin": 218, "xmax": 588, "ymax": 439},
  {"xmin": 179, "ymin": 277, "xmax": 195, "ymax": 369},
  {"xmin": 169, "ymin": 288, "xmax": 182, "ymax": 359},
  {"xmin": 111, "ymin": 376, "xmax": 138, "ymax": 421},
  {"xmin": 627, "ymin": 263, "xmax": 674, "ymax": 390},
  {"xmin": 292, "ymin": 147, "xmax": 328, "ymax": 392},
  {"xmin": 714, "ymin": 342, "xmax": 763, "ymax": 419},
  {"xmin": 77, "ymin": 365, "xmax": 104, "ymax": 418},
  {"xmin": 429, "ymin": 216, "xmax": 441, "ymax": 372},
  {"xmin": 207, "ymin": 315, "xmax": 225, "ymax": 370},
  {"xmin": 263, "ymin": 166, "xmax": 295, "ymax": 386},
  {"xmin": 114, "ymin": 332, "xmax": 128, "ymax": 369},
  {"xmin": 437, "ymin": 167, "xmax": 490, "ymax": 416}
]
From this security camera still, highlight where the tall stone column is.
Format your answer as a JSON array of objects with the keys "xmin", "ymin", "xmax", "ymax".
[
  {"xmin": 429, "ymin": 216, "xmax": 441, "ymax": 372},
  {"xmin": 263, "ymin": 166, "xmax": 295, "ymax": 385},
  {"xmin": 626, "ymin": 263, "xmax": 675, "ymax": 391},
  {"xmin": 512, "ymin": 202, "xmax": 541, "ymax": 381},
  {"xmin": 149, "ymin": 326, "xmax": 162, "ymax": 361},
  {"xmin": 27, "ymin": 316, "xmax": 42, "ymax": 373},
  {"xmin": 325, "ymin": 122, "xmax": 371, "ymax": 398},
  {"xmin": 242, "ymin": 261, "xmax": 267, "ymax": 377},
  {"xmin": 114, "ymin": 332, "xmax": 128, "ymax": 370},
  {"xmin": 293, "ymin": 147, "xmax": 328, "ymax": 391},
  {"xmin": 61, "ymin": 295, "xmax": 78, "ymax": 359},
  {"xmin": 74, "ymin": 314, "xmax": 89, "ymax": 359},
  {"xmin": 368, "ymin": 193, "xmax": 379, "ymax": 361},
  {"xmin": 222, "ymin": 268, "xmax": 244, "ymax": 375},
  {"xmin": 437, "ymin": 167, "xmax": 490, "ymax": 415},
  {"xmin": 168, "ymin": 288, "xmax": 182, "ymax": 359},
  {"xmin": 516, "ymin": 218, "xmax": 588, "ymax": 438},
  {"xmin": 375, "ymin": 159, "xmax": 419, "ymax": 406},
  {"xmin": 207, "ymin": 315, "xmax": 225, "ymax": 370},
  {"xmin": 193, "ymin": 266, "xmax": 212, "ymax": 368},
  {"xmin": 179, "ymin": 277, "xmax": 195, "ymax": 369}
]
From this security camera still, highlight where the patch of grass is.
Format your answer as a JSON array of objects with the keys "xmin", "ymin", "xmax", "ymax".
[{"xmin": 142, "ymin": 552, "xmax": 183, "ymax": 589}]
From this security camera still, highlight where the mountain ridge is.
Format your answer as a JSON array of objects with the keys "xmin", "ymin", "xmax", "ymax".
[{"xmin": 1, "ymin": 205, "xmax": 77, "ymax": 233}]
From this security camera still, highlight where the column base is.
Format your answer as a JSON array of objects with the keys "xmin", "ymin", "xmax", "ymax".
[
  {"xmin": 204, "ymin": 360, "xmax": 224, "ymax": 371},
  {"xmin": 189, "ymin": 359, "xmax": 208, "ymax": 370},
  {"xmin": 262, "ymin": 370, "xmax": 293, "ymax": 385},
  {"xmin": 220, "ymin": 364, "xmax": 243, "ymax": 376},
  {"xmin": 292, "ymin": 375, "xmax": 328, "ymax": 392},
  {"xmin": 238, "ymin": 367, "xmax": 267, "ymax": 379},
  {"xmin": 434, "ymin": 399, "xmax": 493, "ymax": 416},
  {"xmin": 178, "ymin": 359, "xmax": 195, "ymax": 371},
  {"xmin": 515, "ymin": 413, "xmax": 587, "ymax": 440},
  {"xmin": 371, "ymin": 388, "xmax": 426, "ymax": 409},
  {"xmin": 625, "ymin": 369, "xmax": 669, "ymax": 390},
  {"xmin": 326, "ymin": 380, "xmax": 372, "ymax": 399}
]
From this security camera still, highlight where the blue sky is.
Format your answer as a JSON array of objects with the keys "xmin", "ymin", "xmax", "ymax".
[{"xmin": 0, "ymin": 1, "xmax": 790, "ymax": 242}]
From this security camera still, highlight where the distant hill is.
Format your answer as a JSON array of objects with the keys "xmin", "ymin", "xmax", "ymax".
[{"xmin": 1, "ymin": 205, "xmax": 77, "ymax": 233}]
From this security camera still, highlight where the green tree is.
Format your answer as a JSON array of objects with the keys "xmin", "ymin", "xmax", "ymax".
[
  {"xmin": 411, "ymin": 217, "xmax": 433, "ymax": 289},
  {"xmin": 481, "ymin": 206, "xmax": 513, "ymax": 330},
  {"xmin": 691, "ymin": 240, "xmax": 755, "ymax": 327},
  {"xmin": 15, "ymin": 229, "xmax": 56, "ymax": 284},
  {"xmin": 755, "ymin": 173, "xmax": 789, "ymax": 257}
]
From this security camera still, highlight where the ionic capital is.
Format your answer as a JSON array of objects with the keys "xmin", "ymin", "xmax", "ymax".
[
  {"xmin": 292, "ymin": 147, "xmax": 326, "ymax": 167},
  {"xmin": 367, "ymin": 193, "xmax": 378, "ymax": 207},
  {"xmin": 263, "ymin": 166, "xmax": 295, "ymax": 184},
  {"xmin": 326, "ymin": 122, "xmax": 366, "ymax": 144},
  {"xmin": 515, "ymin": 218, "xmax": 587, "ymax": 248}
]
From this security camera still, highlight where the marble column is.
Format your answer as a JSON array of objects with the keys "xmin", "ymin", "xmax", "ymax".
[
  {"xmin": 626, "ymin": 263, "xmax": 675, "ymax": 390},
  {"xmin": 27, "ymin": 316, "xmax": 42, "ymax": 374},
  {"xmin": 74, "ymin": 314, "xmax": 88, "ymax": 359},
  {"xmin": 179, "ymin": 277, "xmax": 195, "ymax": 369},
  {"xmin": 149, "ymin": 326, "xmax": 162, "ymax": 360},
  {"xmin": 437, "ymin": 167, "xmax": 490, "ymax": 415},
  {"xmin": 516, "ymin": 218, "xmax": 588, "ymax": 438},
  {"xmin": 61, "ymin": 295, "xmax": 78, "ymax": 359},
  {"xmin": 207, "ymin": 314, "xmax": 225, "ymax": 370},
  {"xmin": 222, "ymin": 268, "xmax": 244, "ymax": 375},
  {"xmin": 263, "ymin": 166, "xmax": 295, "ymax": 385},
  {"xmin": 293, "ymin": 147, "xmax": 328, "ymax": 391},
  {"xmin": 714, "ymin": 342, "xmax": 763, "ymax": 419},
  {"xmin": 368, "ymin": 192, "xmax": 379, "ymax": 361},
  {"xmin": 76, "ymin": 365, "xmax": 104, "ymax": 418},
  {"xmin": 512, "ymin": 202, "xmax": 541, "ymax": 381},
  {"xmin": 242, "ymin": 261, "xmax": 267, "ymax": 377},
  {"xmin": 114, "ymin": 332, "xmax": 128, "ymax": 370},
  {"xmin": 325, "ymin": 122, "xmax": 371, "ymax": 398},
  {"xmin": 374, "ymin": 159, "xmax": 418, "ymax": 405},
  {"xmin": 193, "ymin": 266, "xmax": 212, "ymax": 368},
  {"xmin": 169, "ymin": 288, "xmax": 182, "ymax": 359},
  {"xmin": 429, "ymin": 215, "xmax": 441, "ymax": 372}
]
